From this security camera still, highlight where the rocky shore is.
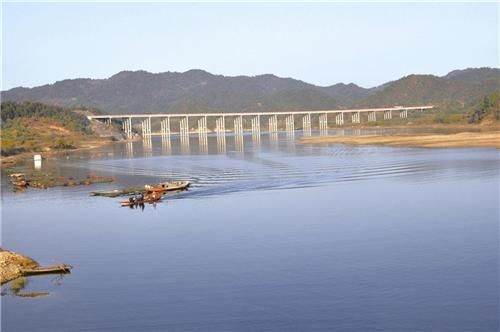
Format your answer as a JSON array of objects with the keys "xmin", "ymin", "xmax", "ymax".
[{"xmin": 0, "ymin": 249, "xmax": 39, "ymax": 285}]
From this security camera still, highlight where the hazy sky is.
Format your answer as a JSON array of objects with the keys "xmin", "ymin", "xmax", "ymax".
[{"xmin": 2, "ymin": 2, "xmax": 498, "ymax": 90}]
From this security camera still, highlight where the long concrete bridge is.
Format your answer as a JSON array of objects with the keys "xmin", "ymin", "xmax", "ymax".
[{"xmin": 87, "ymin": 105, "xmax": 433, "ymax": 139}]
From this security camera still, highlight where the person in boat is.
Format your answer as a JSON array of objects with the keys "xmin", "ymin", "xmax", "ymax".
[{"xmin": 138, "ymin": 192, "xmax": 144, "ymax": 202}]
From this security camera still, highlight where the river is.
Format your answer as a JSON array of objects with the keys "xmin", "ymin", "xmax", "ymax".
[{"xmin": 1, "ymin": 130, "xmax": 499, "ymax": 331}]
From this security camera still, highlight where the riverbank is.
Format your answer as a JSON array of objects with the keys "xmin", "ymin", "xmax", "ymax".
[
  {"xmin": 300, "ymin": 130, "xmax": 500, "ymax": 149},
  {"xmin": 0, "ymin": 249, "xmax": 39, "ymax": 285},
  {"xmin": 1, "ymin": 139, "xmax": 115, "ymax": 168}
]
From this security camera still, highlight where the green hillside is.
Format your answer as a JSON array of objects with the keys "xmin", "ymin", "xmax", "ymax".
[
  {"xmin": 1, "ymin": 101, "xmax": 96, "ymax": 156},
  {"xmin": 357, "ymin": 73, "xmax": 499, "ymax": 108},
  {"xmin": 1, "ymin": 70, "xmax": 347, "ymax": 114}
]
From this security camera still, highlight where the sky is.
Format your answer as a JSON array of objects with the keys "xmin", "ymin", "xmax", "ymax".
[{"xmin": 1, "ymin": 2, "xmax": 499, "ymax": 90}]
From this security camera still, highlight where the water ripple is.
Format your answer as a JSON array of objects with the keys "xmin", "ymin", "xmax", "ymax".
[{"xmin": 2, "ymin": 134, "xmax": 498, "ymax": 202}]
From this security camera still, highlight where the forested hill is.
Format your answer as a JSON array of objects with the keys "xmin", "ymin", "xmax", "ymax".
[
  {"xmin": 1, "ymin": 67, "xmax": 498, "ymax": 115},
  {"xmin": 1, "ymin": 101, "xmax": 93, "ymax": 156},
  {"xmin": 1, "ymin": 70, "xmax": 349, "ymax": 114},
  {"xmin": 356, "ymin": 68, "xmax": 499, "ymax": 108}
]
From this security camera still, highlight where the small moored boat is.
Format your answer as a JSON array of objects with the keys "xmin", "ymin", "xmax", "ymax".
[
  {"xmin": 145, "ymin": 181, "xmax": 190, "ymax": 192},
  {"xmin": 91, "ymin": 189, "xmax": 130, "ymax": 197},
  {"xmin": 10, "ymin": 173, "xmax": 28, "ymax": 187},
  {"xmin": 21, "ymin": 264, "xmax": 72, "ymax": 276}
]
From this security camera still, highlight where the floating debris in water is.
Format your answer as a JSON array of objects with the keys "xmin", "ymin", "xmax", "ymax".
[
  {"xmin": 7, "ymin": 172, "xmax": 115, "ymax": 190},
  {"xmin": 15, "ymin": 292, "xmax": 49, "ymax": 298}
]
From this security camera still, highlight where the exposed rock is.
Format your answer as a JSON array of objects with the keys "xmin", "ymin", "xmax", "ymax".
[{"xmin": 0, "ymin": 249, "xmax": 39, "ymax": 285}]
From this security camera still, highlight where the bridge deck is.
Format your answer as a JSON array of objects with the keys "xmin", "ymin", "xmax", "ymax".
[{"xmin": 87, "ymin": 105, "xmax": 433, "ymax": 119}]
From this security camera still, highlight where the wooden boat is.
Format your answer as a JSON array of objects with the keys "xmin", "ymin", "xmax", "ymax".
[
  {"xmin": 12, "ymin": 180, "xmax": 28, "ymax": 187},
  {"xmin": 145, "ymin": 181, "xmax": 190, "ymax": 192},
  {"xmin": 120, "ymin": 192, "xmax": 162, "ymax": 207},
  {"xmin": 92, "ymin": 181, "xmax": 189, "ymax": 197},
  {"xmin": 91, "ymin": 189, "xmax": 130, "ymax": 197},
  {"xmin": 10, "ymin": 173, "xmax": 28, "ymax": 187},
  {"xmin": 21, "ymin": 264, "xmax": 72, "ymax": 276}
]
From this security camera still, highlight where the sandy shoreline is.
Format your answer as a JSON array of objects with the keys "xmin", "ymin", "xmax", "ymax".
[
  {"xmin": 1, "ymin": 139, "xmax": 118, "ymax": 168},
  {"xmin": 300, "ymin": 131, "xmax": 500, "ymax": 149}
]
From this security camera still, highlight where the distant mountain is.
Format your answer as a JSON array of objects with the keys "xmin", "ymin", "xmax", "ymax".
[
  {"xmin": 357, "ymin": 68, "xmax": 499, "ymax": 108},
  {"xmin": 2, "ymin": 67, "xmax": 498, "ymax": 114},
  {"xmin": 320, "ymin": 83, "xmax": 373, "ymax": 105},
  {"xmin": 2, "ymin": 70, "xmax": 363, "ymax": 114},
  {"xmin": 442, "ymin": 67, "xmax": 499, "ymax": 81}
]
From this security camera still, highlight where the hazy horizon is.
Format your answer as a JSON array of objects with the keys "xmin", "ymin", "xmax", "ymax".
[{"xmin": 2, "ymin": 2, "xmax": 499, "ymax": 90}]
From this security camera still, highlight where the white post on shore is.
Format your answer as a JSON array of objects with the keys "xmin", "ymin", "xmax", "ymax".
[{"xmin": 34, "ymin": 154, "xmax": 42, "ymax": 169}]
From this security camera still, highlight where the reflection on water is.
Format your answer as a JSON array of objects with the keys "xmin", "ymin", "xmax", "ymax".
[
  {"xmin": 1, "ymin": 274, "xmax": 69, "ymax": 298},
  {"xmin": 180, "ymin": 134, "xmax": 190, "ymax": 154},
  {"xmin": 161, "ymin": 136, "xmax": 171, "ymax": 155},
  {"xmin": 234, "ymin": 133, "xmax": 244, "ymax": 153},
  {"xmin": 269, "ymin": 132, "xmax": 279, "ymax": 149},
  {"xmin": 198, "ymin": 132, "xmax": 208, "ymax": 154},
  {"xmin": 216, "ymin": 132, "xmax": 226, "ymax": 154},
  {"xmin": 142, "ymin": 137, "xmax": 152, "ymax": 157},
  {"xmin": 103, "ymin": 128, "xmax": 486, "ymax": 160},
  {"xmin": 125, "ymin": 141, "xmax": 134, "ymax": 158},
  {"xmin": 1, "ymin": 128, "xmax": 498, "ymax": 332},
  {"xmin": 252, "ymin": 133, "xmax": 260, "ymax": 150},
  {"xmin": 24, "ymin": 129, "xmax": 498, "ymax": 202}
]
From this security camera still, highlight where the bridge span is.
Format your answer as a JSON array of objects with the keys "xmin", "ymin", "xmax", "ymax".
[{"xmin": 87, "ymin": 105, "xmax": 433, "ymax": 139}]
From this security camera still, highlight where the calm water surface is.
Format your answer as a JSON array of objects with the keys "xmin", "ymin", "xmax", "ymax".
[{"xmin": 2, "ymin": 131, "xmax": 499, "ymax": 331}]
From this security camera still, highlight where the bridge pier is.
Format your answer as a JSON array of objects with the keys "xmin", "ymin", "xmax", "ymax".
[
  {"xmin": 160, "ymin": 117, "xmax": 170, "ymax": 137},
  {"xmin": 87, "ymin": 106, "xmax": 433, "ymax": 140},
  {"xmin": 234, "ymin": 115, "xmax": 243, "ymax": 135},
  {"xmin": 251, "ymin": 115, "xmax": 261, "ymax": 135},
  {"xmin": 215, "ymin": 116, "xmax": 225, "ymax": 133},
  {"xmin": 286, "ymin": 114, "xmax": 295, "ymax": 139},
  {"xmin": 268, "ymin": 115, "xmax": 278, "ymax": 133},
  {"xmin": 122, "ymin": 117, "xmax": 132, "ymax": 139},
  {"xmin": 302, "ymin": 113, "xmax": 311, "ymax": 136},
  {"xmin": 335, "ymin": 113, "xmax": 344, "ymax": 126},
  {"xmin": 319, "ymin": 113, "xmax": 328, "ymax": 130},
  {"xmin": 286, "ymin": 114, "xmax": 295, "ymax": 133},
  {"xmin": 368, "ymin": 111, "xmax": 376, "ymax": 122},
  {"xmin": 351, "ymin": 112, "xmax": 360, "ymax": 124},
  {"xmin": 198, "ymin": 116, "xmax": 207, "ymax": 135},
  {"xmin": 384, "ymin": 110, "xmax": 392, "ymax": 120},
  {"xmin": 180, "ymin": 117, "xmax": 189, "ymax": 136},
  {"xmin": 141, "ymin": 118, "xmax": 151, "ymax": 137}
]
